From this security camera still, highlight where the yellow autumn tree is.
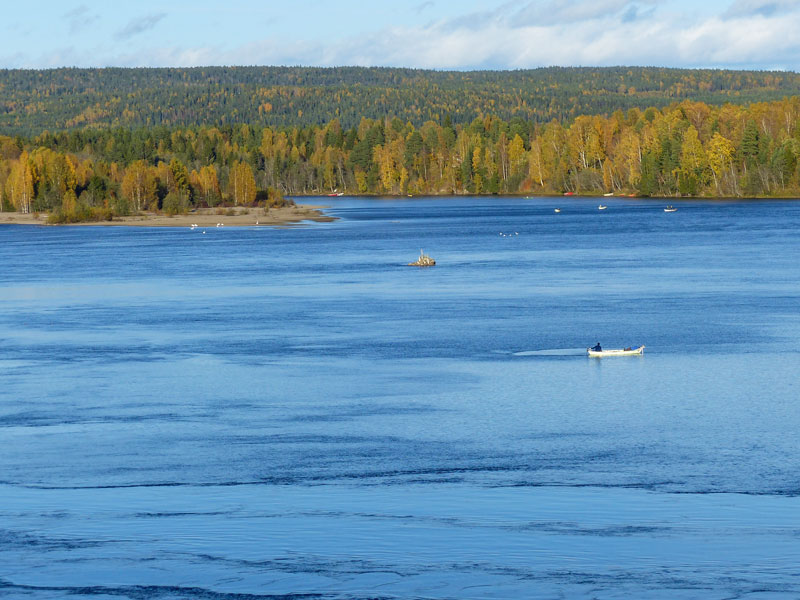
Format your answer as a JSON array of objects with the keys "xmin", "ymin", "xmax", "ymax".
[
  {"xmin": 678, "ymin": 125, "xmax": 709, "ymax": 193},
  {"xmin": 706, "ymin": 133, "xmax": 736, "ymax": 194},
  {"xmin": 528, "ymin": 138, "xmax": 548, "ymax": 188},
  {"xmin": 260, "ymin": 128, "xmax": 274, "ymax": 160},
  {"xmin": 373, "ymin": 140, "xmax": 405, "ymax": 194},
  {"xmin": 121, "ymin": 160, "xmax": 157, "ymax": 213},
  {"xmin": 354, "ymin": 170, "xmax": 368, "ymax": 194},
  {"xmin": 229, "ymin": 161, "xmax": 256, "ymax": 206},
  {"xmin": 508, "ymin": 134, "xmax": 526, "ymax": 179},
  {"xmin": 471, "ymin": 146, "xmax": 483, "ymax": 192},
  {"xmin": 567, "ymin": 115, "xmax": 604, "ymax": 171},
  {"xmin": 616, "ymin": 128, "xmax": 642, "ymax": 189},
  {"xmin": 197, "ymin": 165, "xmax": 220, "ymax": 205},
  {"xmin": 6, "ymin": 153, "xmax": 35, "ymax": 213},
  {"xmin": 62, "ymin": 189, "xmax": 78, "ymax": 214}
]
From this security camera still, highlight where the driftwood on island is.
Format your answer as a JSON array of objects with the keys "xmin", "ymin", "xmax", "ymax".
[{"xmin": 408, "ymin": 250, "xmax": 436, "ymax": 267}]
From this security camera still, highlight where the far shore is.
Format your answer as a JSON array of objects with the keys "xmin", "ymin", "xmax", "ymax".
[{"xmin": 0, "ymin": 204, "xmax": 335, "ymax": 227}]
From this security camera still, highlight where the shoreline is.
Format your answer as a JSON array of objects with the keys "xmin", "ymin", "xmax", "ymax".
[
  {"xmin": 0, "ymin": 204, "xmax": 336, "ymax": 227},
  {"xmin": 295, "ymin": 193, "xmax": 800, "ymax": 201}
]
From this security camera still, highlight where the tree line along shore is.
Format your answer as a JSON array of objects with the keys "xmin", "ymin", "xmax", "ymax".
[{"xmin": 2, "ymin": 96, "xmax": 800, "ymax": 223}]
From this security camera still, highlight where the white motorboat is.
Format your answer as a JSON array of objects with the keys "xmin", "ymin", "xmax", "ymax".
[
  {"xmin": 598, "ymin": 205, "xmax": 607, "ymax": 210},
  {"xmin": 587, "ymin": 345, "xmax": 645, "ymax": 357},
  {"xmin": 554, "ymin": 208, "xmax": 561, "ymax": 213},
  {"xmin": 664, "ymin": 206, "xmax": 677, "ymax": 212}
]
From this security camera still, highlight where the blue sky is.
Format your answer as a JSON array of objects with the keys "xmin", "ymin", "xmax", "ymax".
[{"xmin": 2, "ymin": 0, "xmax": 799, "ymax": 70}]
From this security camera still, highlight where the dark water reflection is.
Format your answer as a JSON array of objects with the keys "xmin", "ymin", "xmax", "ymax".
[{"xmin": 1, "ymin": 197, "xmax": 800, "ymax": 598}]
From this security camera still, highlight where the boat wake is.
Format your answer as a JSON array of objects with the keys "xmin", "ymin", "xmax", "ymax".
[{"xmin": 513, "ymin": 348, "xmax": 588, "ymax": 356}]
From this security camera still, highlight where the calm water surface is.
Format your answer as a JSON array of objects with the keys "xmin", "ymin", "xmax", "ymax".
[{"xmin": 1, "ymin": 196, "xmax": 799, "ymax": 598}]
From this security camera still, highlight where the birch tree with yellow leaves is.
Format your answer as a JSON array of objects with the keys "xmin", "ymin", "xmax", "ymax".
[{"xmin": 229, "ymin": 161, "xmax": 256, "ymax": 206}]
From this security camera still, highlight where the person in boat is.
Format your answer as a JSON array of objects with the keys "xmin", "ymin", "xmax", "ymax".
[{"xmin": 591, "ymin": 342, "xmax": 602, "ymax": 352}]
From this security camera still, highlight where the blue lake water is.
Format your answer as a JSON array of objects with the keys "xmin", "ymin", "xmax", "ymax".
[{"xmin": 1, "ymin": 196, "xmax": 800, "ymax": 598}]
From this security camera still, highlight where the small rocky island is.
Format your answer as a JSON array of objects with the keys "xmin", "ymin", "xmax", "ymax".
[{"xmin": 408, "ymin": 250, "xmax": 436, "ymax": 267}]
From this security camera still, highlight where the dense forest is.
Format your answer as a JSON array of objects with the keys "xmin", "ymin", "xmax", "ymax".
[
  {"xmin": 2, "ymin": 66, "xmax": 800, "ymax": 136},
  {"xmin": 3, "ymin": 95, "xmax": 800, "ymax": 220}
]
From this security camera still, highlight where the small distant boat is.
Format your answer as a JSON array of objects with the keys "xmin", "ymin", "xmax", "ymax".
[
  {"xmin": 664, "ymin": 205, "xmax": 677, "ymax": 212},
  {"xmin": 554, "ymin": 208, "xmax": 561, "ymax": 213},
  {"xmin": 598, "ymin": 205, "xmax": 607, "ymax": 210},
  {"xmin": 564, "ymin": 191, "xmax": 574, "ymax": 196},
  {"xmin": 587, "ymin": 345, "xmax": 645, "ymax": 357},
  {"xmin": 603, "ymin": 192, "xmax": 613, "ymax": 197}
]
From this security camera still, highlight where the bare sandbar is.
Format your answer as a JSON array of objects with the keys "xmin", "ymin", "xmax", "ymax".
[{"xmin": 0, "ymin": 205, "xmax": 335, "ymax": 227}]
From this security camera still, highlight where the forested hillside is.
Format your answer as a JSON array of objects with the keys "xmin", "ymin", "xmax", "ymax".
[
  {"xmin": 2, "ymin": 66, "xmax": 800, "ymax": 136},
  {"xmin": 3, "ymin": 96, "xmax": 800, "ymax": 220}
]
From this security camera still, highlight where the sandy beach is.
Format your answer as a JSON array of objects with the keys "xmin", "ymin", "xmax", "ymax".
[{"xmin": 0, "ymin": 204, "xmax": 335, "ymax": 227}]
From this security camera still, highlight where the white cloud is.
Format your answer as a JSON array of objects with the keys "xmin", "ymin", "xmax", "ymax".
[
  {"xmin": 724, "ymin": 0, "xmax": 800, "ymax": 18},
  {"xmin": 63, "ymin": 5, "xmax": 99, "ymax": 34},
  {"xmin": 117, "ymin": 13, "xmax": 167, "ymax": 40},
  {"xmin": 507, "ymin": 0, "xmax": 655, "ymax": 27},
  {"xmin": 238, "ymin": 4, "xmax": 800, "ymax": 70},
  {"xmin": 6, "ymin": 1, "xmax": 800, "ymax": 70}
]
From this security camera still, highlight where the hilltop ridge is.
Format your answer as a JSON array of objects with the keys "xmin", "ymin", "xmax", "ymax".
[{"xmin": 2, "ymin": 66, "xmax": 800, "ymax": 136}]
